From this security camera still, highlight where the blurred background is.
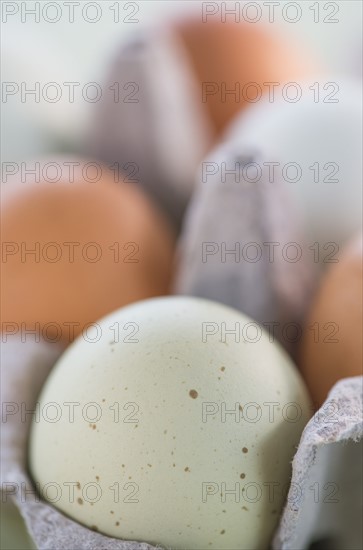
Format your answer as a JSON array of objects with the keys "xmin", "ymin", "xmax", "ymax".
[
  {"xmin": 1, "ymin": 0, "xmax": 362, "ymax": 162},
  {"xmin": 1, "ymin": 0, "xmax": 362, "ymax": 550}
]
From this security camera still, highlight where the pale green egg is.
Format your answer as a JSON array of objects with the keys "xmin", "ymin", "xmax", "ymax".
[{"xmin": 29, "ymin": 296, "xmax": 311, "ymax": 549}]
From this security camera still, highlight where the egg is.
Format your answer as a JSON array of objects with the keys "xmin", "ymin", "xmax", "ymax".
[
  {"xmin": 224, "ymin": 79, "xmax": 362, "ymax": 256},
  {"xmin": 90, "ymin": 20, "xmax": 312, "ymax": 227},
  {"xmin": 1, "ymin": 160, "xmax": 175, "ymax": 344},
  {"xmin": 176, "ymin": 19, "xmax": 313, "ymax": 136},
  {"xmin": 29, "ymin": 296, "xmax": 311, "ymax": 550},
  {"xmin": 300, "ymin": 234, "xmax": 362, "ymax": 407}
]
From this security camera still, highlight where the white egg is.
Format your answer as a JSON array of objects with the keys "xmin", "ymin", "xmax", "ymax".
[
  {"xmin": 223, "ymin": 77, "xmax": 362, "ymax": 258},
  {"xmin": 29, "ymin": 297, "xmax": 311, "ymax": 550}
]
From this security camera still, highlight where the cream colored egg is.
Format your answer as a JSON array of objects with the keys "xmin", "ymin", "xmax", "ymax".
[{"xmin": 29, "ymin": 297, "xmax": 311, "ymax": 550}]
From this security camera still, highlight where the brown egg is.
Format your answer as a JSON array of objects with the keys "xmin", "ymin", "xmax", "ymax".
[
  {"xmin": 176, "ymin": 19, "xmax": 313, "ymax": 136},
  {"xmin": 1, "ymin": 160, "xmax": 175, "ymax": 344},
  {"xmin": 300, "ymin": 234, "xmax": 362, "ymax": 407}
]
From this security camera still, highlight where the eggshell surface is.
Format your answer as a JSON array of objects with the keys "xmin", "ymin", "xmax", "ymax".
[
  {"xmin": 300, "ymin": 234, "xmax": 363, "ymax": 406},
  {"xmin": 1, "ymin": 160, "xmax": 175, "ymax": 344},
  {"xmin": 177, "ymin": 19, "xmax": 313, "ymax": 136},
  {"xmin": 224, "ymin": 80, "xmax": 362, "ymax": 255},
  {"xmin": 30, "ymin": 297, "xmax": 311, "ymax": 550}
]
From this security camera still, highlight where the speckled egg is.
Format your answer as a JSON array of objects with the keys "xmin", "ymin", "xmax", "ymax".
[{"xmin": 29, "ymin": 297, "xmax": 311, "ymax": 550}]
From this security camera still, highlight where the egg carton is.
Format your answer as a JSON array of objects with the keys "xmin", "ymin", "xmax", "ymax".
[
  {"xmin": 1, "ymin": 337, "xmax": 362, "ymax": 550},
  {"xmin": 173, "ymin": 147, "xmax": 316, "ymax": 360},
  {"xmin": 89, "ymin": 25, "xmax": 213, "ymax": 229}
]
